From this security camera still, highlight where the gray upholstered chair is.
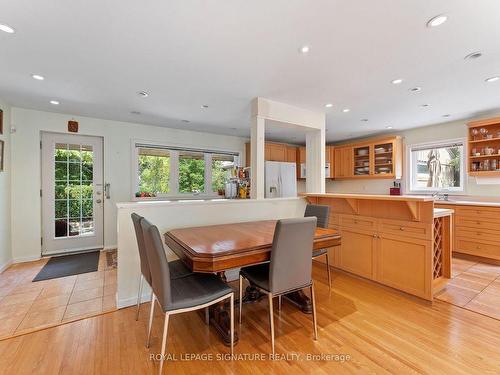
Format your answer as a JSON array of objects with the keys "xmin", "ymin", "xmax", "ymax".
[
  {"xmin": 239, "ymin": 217, "xmax": 318, "ymax": 354},
  {"xmin": 304, "ymin": 204, "xmax": 332, "ymax": 289},
  {"xmin": 141, "ymin": 219, "xmax": 234, "ymax": 374},
  {"xmin": 131, "ymin": 213, "xmax": 193, "ymax": 321}
]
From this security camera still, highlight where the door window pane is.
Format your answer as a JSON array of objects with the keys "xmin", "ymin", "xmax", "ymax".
[
  {"xmin": 138, "ymin": 147, "xmax": 170, "ymax": 195},
  {"xmin": 212, "ymin": 154, "xmax": 234, "ymax": 192},
  {"xmin": 179, "ymin": 151, "xmax": 205, "ymax": 194},
  {"xmin": 53, "ymin": 143, "xmax": 95, "ymax": 238}
]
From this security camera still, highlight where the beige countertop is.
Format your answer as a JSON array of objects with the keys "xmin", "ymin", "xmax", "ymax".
[
  {"xmin": 433, "ymin": 208, "xmax": 454, "ymax": 218},
  {"xmin": 434, "ymin": 199, "xmax": 500, "ymax": 208},
  {"xmin": 302, "ymin": 193, "xmax": 434, "ymax": 202}
]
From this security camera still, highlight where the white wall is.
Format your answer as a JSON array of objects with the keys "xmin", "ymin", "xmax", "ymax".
[
  {"xmin": 327, "ymin": 115, "xmax": 500, "ymax": 197},
  {"xmin": 116, "ymin": 197, "xmax": 307, "ymax": 307},
  {"xmin": 0, "ymin": 99, "xmax": 12, "ymax": 272},
  {"xmin": 10, "ymin": 108, "xmax": 247, "ymax": 263}
]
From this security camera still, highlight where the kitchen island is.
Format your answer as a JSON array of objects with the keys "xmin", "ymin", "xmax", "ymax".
[{"xmin": 303, "ymin": 193, "xmax": 453, "ymax": 301}]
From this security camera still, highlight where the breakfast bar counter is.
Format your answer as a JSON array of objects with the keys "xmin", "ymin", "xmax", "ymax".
[{"xmin": 303, "ymin": 193, "xmax": 453, "ymax": 301}]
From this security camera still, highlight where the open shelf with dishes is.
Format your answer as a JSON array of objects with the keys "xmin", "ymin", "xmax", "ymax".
[
  {"xmin": 353, "ymin": 145, "xmax": 370, "ymax": 176},
  {"xmin": 467, "ymin": 117, "xmax": 500, "ymax": 176},
  {"xmin": 373, "ymin": 142, "xmax": 394, "ymax": 176}
]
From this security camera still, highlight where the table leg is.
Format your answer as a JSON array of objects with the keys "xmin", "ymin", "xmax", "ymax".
[{"xmin": 202, "ymin": 272, "xmax": 239, "ymax": 347}]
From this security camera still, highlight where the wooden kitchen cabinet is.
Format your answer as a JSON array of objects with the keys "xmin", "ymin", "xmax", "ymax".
[
  {"xmin": 339, "ymin": 228, "xmax": 376, "ymax": 279},
  {"xmin": 332, "ymin": 136, "xmax": 401, "ymax": 180},
  {"xmin": 334, "ymin": 146, "xmax": 353, "ymax": 178},
  {"xmin": 286, "ymin": 146, "xmax": 297, "ymax": 163},
  {"xmin": 245, "ymin": 142, "xmax": 297, "ymax": 166}
]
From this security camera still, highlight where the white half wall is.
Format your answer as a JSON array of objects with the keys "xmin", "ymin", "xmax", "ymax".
[
  {"xmin": 10, "ymin": 108, "xmax": 247, "ymax": 263},
  {"xmin": 0, "ymin": 99, "xmax": 12, "ymax": 272},
  {"xmin": 115, "ymin": 197, "xmax": 307, "ymax": 308}
]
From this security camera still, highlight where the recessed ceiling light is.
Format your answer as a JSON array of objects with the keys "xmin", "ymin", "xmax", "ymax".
[
  {"xmin": 32, "ymin": 74, "xmax": 44, "ymax": 81},
  {"xmin": 181, "ymin": 119, "xmax": 191, "ymax": 123},
  {"xmin": 325, "ymin": 103, "xmax": 333, "ymax": 108},
  {"xmin": 385, "ymin": 126, "xmax": 393, "ymax": 129},
  {"xmin": 420, "ymin": 104, "xmax": 430, "ymax": 108},
  {"xmin": 0, "ymin": 24, "xmax": 15, "ymax": 34},
  {"xmin": 201, "ymin": 104, "xmax": 209, "ymax": 109},
  {"xmin": 442, "ymin": 114, "xmax": 451, "ymax": 118},
  {"xmin": 130, "ymin": 111, "xmax": 141, "ymax": 115},
  {"xmin": 409, "ymin": 87, "xmax": 422, "ymax": 92},
  {"xmin": 426, "ymin": 15, "xmax": 448, "ymax": 28},
  {"xmin": 50, "ymin": 100, "xmax": 60, "ymax": 105},
  {"xmin": 485, "ymin": 76, "xmax": 500, "ymax": 83},
  {"xmin": 137, "ymin": 91, "xmax": 149, "ymax": 98},
  {"xmin": 361, "ymin": 119, "xmax": 369, "ymax": 122},
  {"xmin": 391, "ymin": 79, "xmax": 403, "ymax": 84},
  {"xmin": 464, "ymin": 52, "xmax": 482, "ymax": 60},
  {"xmin": 342, "ymin": 108, "xmax": 350, "ymax": 113},
  {"xmin": 299, "ymin": 45, "xmax": 310, "ymax": 54}
]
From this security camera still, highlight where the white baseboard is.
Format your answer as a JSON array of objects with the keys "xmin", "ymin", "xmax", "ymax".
[
  {"xmin": 13, "ymin": 255, "xmax": 41, "ymax": 264},
  {"xmin": 0, "ymin": 259, "xmax": 13, "ymax": 273},
  {"xmin": 117, "ymin": 291, "xmax": 151, "ymax": 309}
]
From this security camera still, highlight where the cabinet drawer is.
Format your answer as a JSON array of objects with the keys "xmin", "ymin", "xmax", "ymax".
[
  {"xmin": 455, "ymin": 216, "xmax": 500, "ymax": 231},
  {"xmin": 456, "ymin": 227, "xmax": 500, "ymax": 244},
  {"xmin": 340, "ymin": 215, "xmax": 377, "ymax": 231},
  {"xmin": 456, "ymin": 240, "xmax": 500, "ymax": 260},
  {"xmin": 455, "ymin": 207, "xmax": 500, "ymax": 221},
  {"xmin": 329, "ymin": 213, "xmax": 340, "ymax": 226},
  {"xmin": 378, "ymin": 219, "xmax": 431, "ymax": 240}
]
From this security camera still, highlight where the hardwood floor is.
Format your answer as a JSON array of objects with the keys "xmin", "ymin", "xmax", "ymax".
[
  {"xmin": 436, "ymin": 258, "xmax": 500, "ymax": 319},
  {"xmin": 0, "ymin": 251, "xmax": 117, "ymax": 340},
  {"xmin": 1, "ymin": 263, "xmax": 499, "ymax": 374}
]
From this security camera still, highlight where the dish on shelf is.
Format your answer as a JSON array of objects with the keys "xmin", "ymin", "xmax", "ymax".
[
  {"xmin": 374, "ymin": 147, "xmax": 386, "ymax": 153},
  {"xmin": 377, "ymin": 167, "xmax": 391, "ymax": 172},
  {"xmin": 357, "ymin": 149, "xmax": 368, "ymax": 156}
]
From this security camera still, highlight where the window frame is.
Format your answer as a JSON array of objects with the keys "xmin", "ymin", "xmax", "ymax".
[
  {"xmin": 131, "ymin": 140, "xmax": 240, "ymax": 201},
  {"xmin": 406, "ymin": 138, "xmax": 467, "ymax": 195}
]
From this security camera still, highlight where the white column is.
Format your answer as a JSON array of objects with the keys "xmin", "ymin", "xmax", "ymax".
[
  {"xmin": 250, "ymin": 116, "xmax": 266, "ymax": 199},
  {"xmin": 306, "ymin": 129, "xmax": 326, "ymax": 193}
]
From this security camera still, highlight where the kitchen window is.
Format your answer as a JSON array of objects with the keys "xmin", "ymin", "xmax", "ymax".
[
  {"xmin": 407, "ymin": 139, "xmax": 465, "ymax": 193},
  {"xmin": 133, "ymin": 143, "xmax": 239, "ymax": 199}
]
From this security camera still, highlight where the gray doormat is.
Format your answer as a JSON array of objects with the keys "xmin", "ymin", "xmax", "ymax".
[{"xmin": 33, "ymin": 251, "xmax": 100, "ymax": 282}]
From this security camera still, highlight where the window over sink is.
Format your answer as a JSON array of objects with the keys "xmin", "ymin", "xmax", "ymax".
[{"xmin": 407, "ymin": 139, "xmax": 465, "ymax": 193}]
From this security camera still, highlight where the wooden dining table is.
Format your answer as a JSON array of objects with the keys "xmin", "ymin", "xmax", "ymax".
[{"xmin": 164, "ymin": 219, "xmax": 341, "ymax": 346}]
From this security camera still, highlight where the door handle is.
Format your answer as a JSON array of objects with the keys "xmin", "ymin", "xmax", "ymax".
[{"xmin": 96, "ymin": 199, "xmax": 102, "ymax": 204}]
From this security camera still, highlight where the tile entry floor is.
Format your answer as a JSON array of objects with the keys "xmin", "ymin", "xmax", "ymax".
[
  {"xmin": 0, "ymin": 250, "xmax": 117, "ymax": 340},
  {"xmin": 436, "ymin": 257, "xmax": 500, "ymax": 320}
]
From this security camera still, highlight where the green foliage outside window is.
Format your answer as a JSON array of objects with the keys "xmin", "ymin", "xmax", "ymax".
[
  {"xmin": 138, "ymin": 155, "xmax": 170, "ymax": 194},
  {"xmin": 179, "ymin": 157, "xmax": 205, "ymax": 193},
  {"xmin": 212, "ymin": 160, "xmax": 229, "ymax": 191}
]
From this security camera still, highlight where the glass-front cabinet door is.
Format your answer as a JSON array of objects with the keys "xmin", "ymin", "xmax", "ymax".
[
  {"xmin": 353, "ymin": 145, "xmax": 371, "ymax": 176},
  {"xmin": 373, "ymin": 141, "xmax": 394, "ymax": 176}
]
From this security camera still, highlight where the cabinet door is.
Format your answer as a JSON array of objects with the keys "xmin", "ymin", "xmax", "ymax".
[
  {"xmin": 265, "ymin": 143, "xmax": 272, "ymax": 161},
  {"xmin": 334, "ymin": 148, "xmax": 343, "ymax": 178},
  {"xmin": 341, "ymin": 147, "xmax": 353, "ymax": 177},
  {"xmin": 339, "ymin": 228, "xmax": 376, "ymax": 279},
  {"xmin": 286, "ymin": 146, "xmax": 297, "ymax": 163},
  {"xmin": 299, "ymin": 147, "xmax": 306, "ymax": 163},
  {"xmin": 269, "ymin": 144, "xmax": 286, "ymax": 161},
  {"xmin": 377, "ymin": 233, "xmax": 432, "ymax": 300}
]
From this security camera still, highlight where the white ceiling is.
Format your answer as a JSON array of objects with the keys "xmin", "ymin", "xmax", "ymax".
[{"xmin": 1, "ymin": 0, "xmax": 500, "ymax": 142}]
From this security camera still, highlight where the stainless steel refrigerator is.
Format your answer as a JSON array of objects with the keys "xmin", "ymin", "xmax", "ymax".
[{"xmin": 265, "ymin": 161, "xmax": 297, "ymax": 198}]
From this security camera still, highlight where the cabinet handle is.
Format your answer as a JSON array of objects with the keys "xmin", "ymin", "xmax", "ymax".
[
  {"xmin": 354, "ymin": 220, "xmax": 358, "ymax": 224},
  {"xmin": 373, "ymin": 234, "xmax": 377, "ymax": 238},
  {"xmin": 399, "ymin": 227, "xmax": 405, "ymax": 231},
  {"xmin": 476, "ymin": 246, "xmax": 481, "ymax": 249},
  {"xmin": 477, "ymin": 221, "xmax": 481, "ymax": 225}
]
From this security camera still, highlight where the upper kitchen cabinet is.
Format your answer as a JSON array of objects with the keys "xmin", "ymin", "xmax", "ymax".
[
  {"xmin": 333, "ymin": 136, "xmax": 402, "ymax": 179},
  {"xmin": 334, "ymin": 146, "xmax": 353, "ymax": 178},
  {"xmin": 467, "ymin": 117, "xmax": 500, "ymax": 176},
  {"xmin": 245, "ymin": 142, "xmax": 297, "ymax": 167}
]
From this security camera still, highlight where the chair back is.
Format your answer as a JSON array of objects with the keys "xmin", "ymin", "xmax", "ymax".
[
  {"xmin": 304, "ymin": 204, "xmax": 330, "ymax": 228},
  {"xmin": 131, "ymin": 213, "xmax": 152, "ymax": 284},
  {"xmin": 269, "ymin": 217, "xmax": 317, "ymax": 294},
  {"xmin": 141, "ymin": 219, "xmax": 172, "ymax": 311}
]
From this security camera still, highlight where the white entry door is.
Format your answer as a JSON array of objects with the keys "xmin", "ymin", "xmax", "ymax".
[{"xmin": 41, "ymin": 132, "xmax": 104, "ymax": 255}]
